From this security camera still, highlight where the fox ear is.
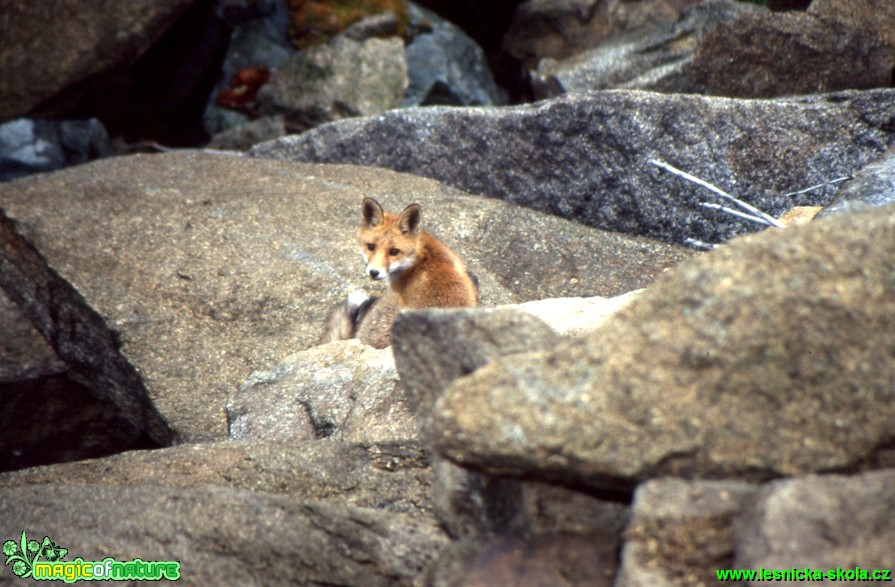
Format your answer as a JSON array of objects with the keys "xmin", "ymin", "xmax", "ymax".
[
  {"xmin": 362, "ymin": 198, "xmax": 384, "ymax": 227},
  {"xmin": 398, "ymin": 203, "xmax": 422, "ymax": 236}
]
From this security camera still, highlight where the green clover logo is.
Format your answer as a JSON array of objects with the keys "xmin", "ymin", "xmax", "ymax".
[
  {"xmin": 11, "ymin": 560, "xmax": 27, "ymax": 577},
  {"xmin": 1, "ymin": 541, "xmax": 16, "ymax": 557},
  {"xmin": 2, "ymin": 531, "xmax": 68, "ymax": 579}
]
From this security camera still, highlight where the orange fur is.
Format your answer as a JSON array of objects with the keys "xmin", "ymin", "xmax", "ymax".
[
  {"xmin": 318, "ymin": 198, "xmax": 477, "ymax": 349},
  {"xmin": 360, "ymin": 198, "xmax": 477, "ymax": 308}
]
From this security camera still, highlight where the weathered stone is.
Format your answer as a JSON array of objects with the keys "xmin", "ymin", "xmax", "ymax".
[
  {"xmin": 0, "ymin": 208, "xmax": 175, "ymax": 449},
  {"xmin": 0, "ymin": 290, "xmax": 63, "ymax": 384},
  {"xmin": 532, "ymin": 0, "xmax": 758, "ymax": 98},
  {"xmin": 503, "ymin": 0, "xmax": 701, "ymax": 68},
  {"xmin": 430, "ymin": 533, "xmax": 618, "ymax": 587},
  {"xmin": 0, "ymin": 484, "xmax": 448, "ymax": 586},
  {"xmin": 0, "ymin": 118, "xmax": 112, "ymax": 182},
  {"xmin": 0, "ymin": 440, "xmax": 433, "ymax": 518},
  {"xmin": 518, "ymin": 481, "xmax": 630, "ymax": 538},
  {"xmin": 692, "ymin": 9, "xmax": 895, "ymax": 98},
  {"xmin": 228, "ymin": 339, "xmax": 417, "ymax": 444},
  {"xmin": 431, "ymin": 204, "xmax": 895, "ymax": 491},
  {"xmin": 0, "ymin": 374, "xmax": 133, "ymax": 473},
  {"xmin": 391, "ymin": 294, "xmax": 641, "ymax": 441},
  {"xmin": 0, "ymin": 152, "xmax": 679, "ymax": 445},
  {"xmin": 429, "ymin": 456, "xmax": 629, "ymax": 540},
  {"xmin": 819, "ymin": 146, "xmax": 895, "ymax": 218},
  {"xmin": 429, "ymin": 459, "xmax": 529, "ymax": 541},
  {"xmin": 428, "ymin": 456, "xmax": 628, "ymax": 547},
  {"xmin": 617, "ymin": 478, "xmax": 757, "ymax": 587},
  {"xmin": 392, "ymin": 308, "xmax": 559, "ymax": 418},
  {"xmin": 207, "ymin": 115, "xmax": 287, "ymax": 151},
  {"xmin": 0, "ymin": 0, "xmax": 198, "ymax": 119},
  {"xmin": 341, "ymin": 11, "xmax": 402, "ymax": 41},
  {"xmin": 514, "ymin": 291, "xmax": 642, "ymax": 337},
  {"xmin": 809, "ymin": 0, "xmax": 895, "ymax": 48},
  {"xmin": 1, "ymin": 288, "xmax": 129, "ymax": 474},
  {"xmin": 259, "ymin": 35, "xmax": 408, "ymax": 132},
  {"xmin": 403, "ymin": 4, "xmax": 505, "ymax": 107},
  {"xmin": 733, "ymin": 470, "xmax": 895, "ymax": 580},
  {"xmin": 250, "ymin": 89, "xmax": 895, "ymax": 245},
  {"xmin": 428, "ymin": 464, "xmax": 628, "ymax": 585}
]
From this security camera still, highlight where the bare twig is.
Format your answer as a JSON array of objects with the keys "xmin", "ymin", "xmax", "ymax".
[
  {"xmin": 683, "ymin": 238, "xmax": 717, "ymax": 250},
  {"xmin": 138, "ymin": 141, "xmax": 243, "ymax": 157},
  {"xmin": 649, "ymin": 159, "xmax": 785, "ymax": 228},
  {"xmin": 698, "ymin": 202, "xmax": 775, "ymax": 226},
  {"xmin": 783, "ymin": 176, "xmax": 851, "ymax": 198}
]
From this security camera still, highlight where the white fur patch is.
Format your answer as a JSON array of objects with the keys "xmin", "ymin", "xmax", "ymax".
[
  {"xmin": 387, "ymin": 255, "xmax": 415, "ymax": 279},
  {"xmin": 347, "ymin": 291, "xmax": 370, "ymax": 308}
]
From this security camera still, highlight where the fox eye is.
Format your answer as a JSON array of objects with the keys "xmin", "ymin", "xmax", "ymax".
[
  {"xmin": 389, "ymin": 248, "xmax": 400, "ymax": 256},
  {"xmin": 366, "ymin": 243, "xmax": 375, "ymax": 251}
]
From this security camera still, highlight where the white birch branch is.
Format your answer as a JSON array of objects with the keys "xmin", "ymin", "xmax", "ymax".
[{"xmin": 649, "ymin": 159, "xmax": 786, "ymax": 228}]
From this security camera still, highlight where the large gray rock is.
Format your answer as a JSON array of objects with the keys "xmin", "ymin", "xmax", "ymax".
[
  {"xmin": 734, "ymin": 470, "xmax": 895, "ymax": 581},
  {"xmin": 617, "ymin": 478, "xmax": 757, "ymax": 587},
  {"xmin": 0, "ymin": 374, "xmax": 131, "ymax": 473},
  {"xmin": 403, "ymin": 4, "xmax": 505, "ymax": 107},
  {"xmin": 250, "ymin": 89, "xmax": 895, "ymax": 245},
  {"xmin": 810, "ymin": 0, "xmax": 895, "ymax": 47},
  {"xmin": 819, "ymin": 146, "xmax": 895, "ymax": 218},
  {"xmin": 0, "ymin": 440, "xmax": 433, "ymax": 518},
  {"xmin": 430, "ymin": 533, "xmax": 619, "ymax": 587},
  {"xmin": 0, "ymin": 152, "xmax": 685, "ymax": 445},
  {"xmin": 392, "ymin": 308, "xmax": 559, "ymax": 420},
  {"xmin": 258, "ymin": 35, "xmax": 408, "ymax": 132},
  {"xmin": 427, "ymin": 459, "xmax": 628, "ymax": 586},
  {"xmin": 228, "ymin": 339, "xmax": 418, "ymax": 444},
  {"xmin": 429, "ymin": 455, "xmax": 630, "ymax": 541},
  {"xmin": 503, "ymin": 0, "xmax": 701, "ymax": 68},
  {"xmin": 206, "ymin": 114, "xmax": 287, "ymax": 151},
  {"xmin": 0, "ymin": 118, "xmax": 112, "ymax": 182},
  {"xmin": 430, "ymin": 204, "xmax": 895, "ymax": 491},
  {"xmin": 532, "ymin": 0, "xmax": 759, "ymax": 98},
  {"xmin": 0, "ymin": 204, "xmax": 175, "ymax": 450},
  {"xmin": 692, "ymin": 5, "xmax": 895, "ymax": 98},
  {"xmin": 391, "ymin": 295, "xmax": 639, "ymax": 448},
  {"xmin": 0, "ymin": 290, "xmax": 128, "ymax": 473},
  {"xmin": 0, "ymin": 290, "xmax": 62, "ymax": 384},
  {"xmin": 513, "ymin": 291, "xmax": 642, "ymax": 337},
  {"xmin": 0, "ymin": 484, "xmax": 448, "ymax": 586},
  {"xmin": 0, "ymin": 0, "xmax": 198, "ymax": 119}
]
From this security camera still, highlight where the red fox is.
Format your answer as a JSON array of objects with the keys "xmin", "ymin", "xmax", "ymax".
[{"xmin": 318, "ymin": 197, "xmax": 478, "ymax": 348}]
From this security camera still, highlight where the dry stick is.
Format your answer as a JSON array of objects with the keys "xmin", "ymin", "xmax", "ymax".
[
  {"xmin": 684, "ymin": 237, "xmax": 717, "ymax": 251},
  {"xmin": 140, "ymin": 141, "xmax": 243, "ymax": 157},
  {"xmin": 783, "ymin": 176, "xmax": 851, "ymax": 198},
  {"xmin": 649, "ymin": 159, "xmax": 786, "ymax": 228},
  {"xmin": 698, "ymin": 202, "xmax": 772, "ymax": 225}
]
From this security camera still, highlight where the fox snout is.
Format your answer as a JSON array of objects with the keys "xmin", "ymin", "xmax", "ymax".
[{"xmin": 366, "ymin": 266, "xmax": 387, "ymax": 280}]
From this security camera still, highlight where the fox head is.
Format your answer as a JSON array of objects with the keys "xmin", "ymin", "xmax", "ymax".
[{"xmin": 359, "ymin": 197, "xmax": 421, "ymax": 281}]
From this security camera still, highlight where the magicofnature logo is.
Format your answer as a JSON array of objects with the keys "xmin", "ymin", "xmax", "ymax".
[
  {"xmin": 2, "ymin": 532, "xmax": 66, "ymax": 579},
  {"xmin": 3, "ymin": 531, "xmax": 180, "ymax": 583}
]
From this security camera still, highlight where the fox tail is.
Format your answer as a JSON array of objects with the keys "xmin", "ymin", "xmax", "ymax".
[{"xmin": 317, "ymin": 291, "xmax": 377, "ymax": 345}]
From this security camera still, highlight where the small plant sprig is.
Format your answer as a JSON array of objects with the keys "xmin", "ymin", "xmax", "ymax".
[
  {"xmin": 2, "ymin": 531, "xmax": 41, "ymax": 578},
  {"xmin": 2, "ymin": 532, "xmax": 66, "ymax": 578}
]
